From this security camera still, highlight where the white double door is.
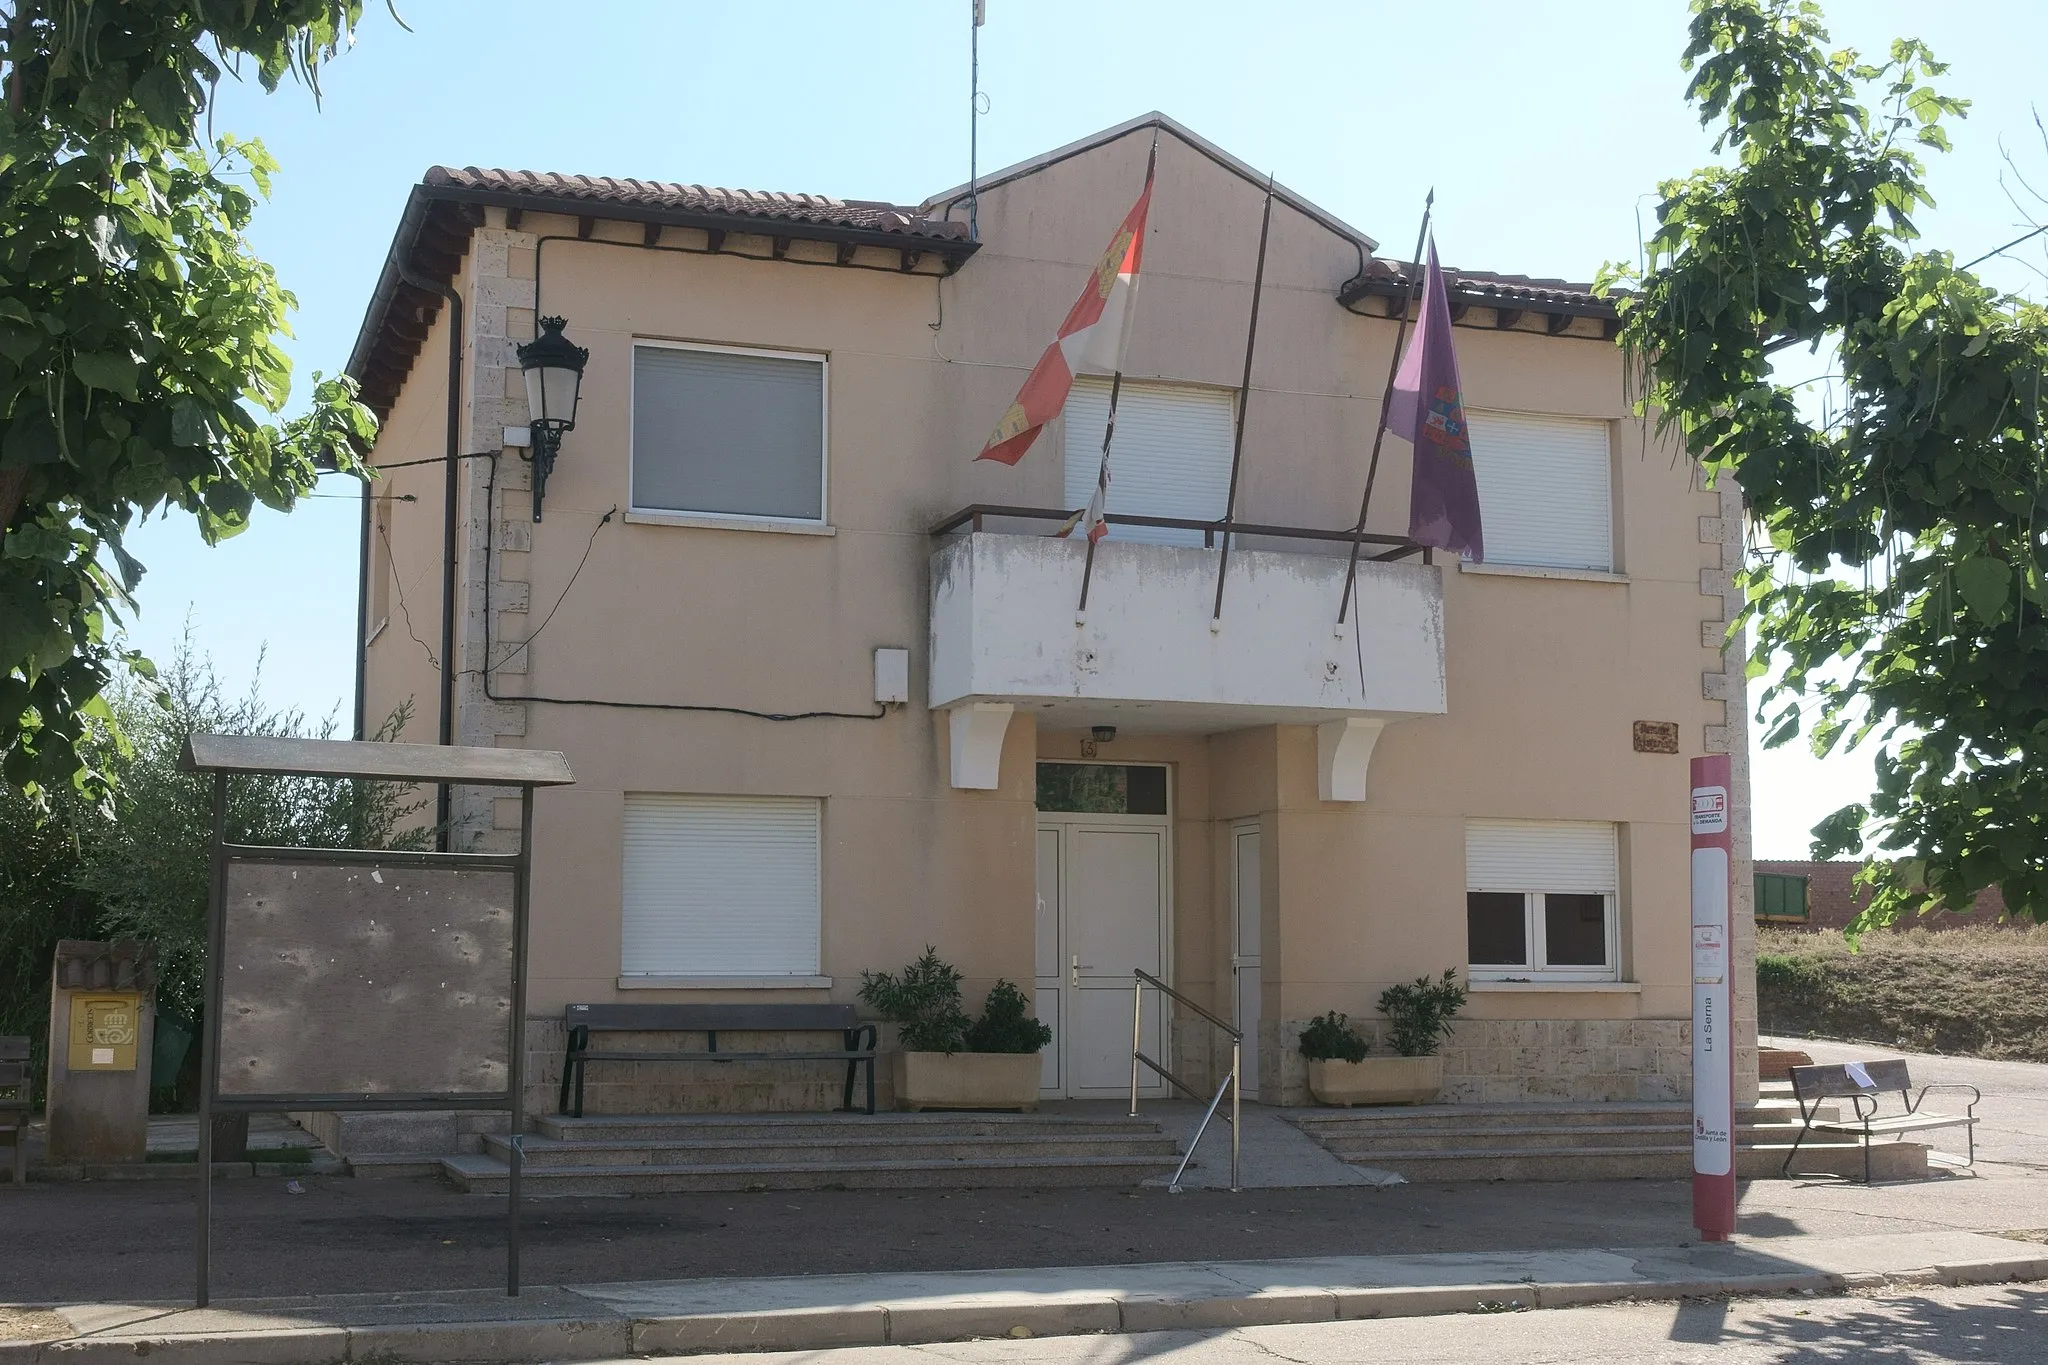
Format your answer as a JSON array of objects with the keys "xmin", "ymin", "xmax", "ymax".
[{"xmin": 1034, "ymin": 813, "xmax": 1169, "ymax": 1098}]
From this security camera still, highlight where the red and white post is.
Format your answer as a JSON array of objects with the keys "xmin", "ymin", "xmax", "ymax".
[{"xmin": 1690, "ymin": 754, "xmax": 1737, "ymax": 1239}]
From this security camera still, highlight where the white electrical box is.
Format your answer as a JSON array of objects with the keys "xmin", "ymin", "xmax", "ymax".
[{"xmin": 873, "ymin": 648, "xmax": 911, "ymax": 706}]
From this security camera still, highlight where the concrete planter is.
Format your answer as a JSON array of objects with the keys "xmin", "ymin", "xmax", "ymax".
[
  {"xmin": 891, "ymin": 1051, "xmax": 1042, "ymax": 1112},
  {"xmin": 1307, "ymin": 1055, "xmax": 1443, "ymax": 1106}
]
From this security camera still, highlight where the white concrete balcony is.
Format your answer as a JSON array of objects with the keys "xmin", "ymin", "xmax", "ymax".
[{"xmin": 928, "ymin": 508, "xmax": 1447, "ymax": 798}]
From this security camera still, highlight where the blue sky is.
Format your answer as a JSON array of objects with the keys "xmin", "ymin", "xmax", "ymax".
[{"xmin": 119, "ymin": 0, "xmax": 2048, "ymax": 856}]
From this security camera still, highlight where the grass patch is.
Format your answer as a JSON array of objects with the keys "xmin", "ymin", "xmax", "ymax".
[{"xmin": 1758, "ymin": 924, "xmax": 2048, "ymax": 1061}]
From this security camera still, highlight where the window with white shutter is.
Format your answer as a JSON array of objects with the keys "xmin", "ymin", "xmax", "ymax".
[
  {"xmin": 631, "ymin": 341, "xmax": 827, "ymax": 523},
  {"xmin": 621, "ymin": 794, "xmax": 821, "ymax": 978},
  {"xmin": 1465, "ymin": 413, "xmax": 1612, "ymax": 570},
  {"xmin": 1465, "ymin": 819, "xmax": 1620, "ymax": 982},
  {"xmin": 1063, "ymin": 378, "xmax": 1233, "ymax": 546}
]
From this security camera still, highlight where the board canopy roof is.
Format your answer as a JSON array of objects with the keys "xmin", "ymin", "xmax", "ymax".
[{"xmin": 180, "ymin": 734, "xmax": 574, "ymax": 788}]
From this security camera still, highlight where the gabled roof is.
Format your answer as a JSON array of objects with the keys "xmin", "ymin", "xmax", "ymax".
[
  {"xmin": 921, "ymin": 110, "xmax": 1379, "ymax": 255},
  {"xmin": 346, "ymin": 113, "xmax": 1616, "ymax": 425}
]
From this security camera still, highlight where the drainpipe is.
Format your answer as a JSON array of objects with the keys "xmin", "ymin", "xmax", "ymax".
[
  {"xmin": 396, "ymin": 262, "xmax": 464, "ymax": 852},
  {"xmin": 352, "ymin": 479, "xmax": 371, "ymax": 741}
]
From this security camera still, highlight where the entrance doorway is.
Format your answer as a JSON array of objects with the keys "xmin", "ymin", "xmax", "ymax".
[
  {"xmin": 1231, "ymin": 821, "xmax": 1262, "ymax": 1100},
  {"xmin": 1034, "ymin": 763, "xmax": 1170, "ymax": 1099}
]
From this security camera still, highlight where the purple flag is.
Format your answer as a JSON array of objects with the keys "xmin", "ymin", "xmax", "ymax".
[{"xmin": 1384, "ymin": 241, "xmax": 1484, "ymax": 562}]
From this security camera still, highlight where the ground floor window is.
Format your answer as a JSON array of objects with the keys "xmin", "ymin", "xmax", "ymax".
[
  {"xmin": 621, "ymin": 793, "xmax": 821, "ymax": 977},
  {"xmin": 1465, "ymin": 819, "xmax": 1619, "ymax": 982}
]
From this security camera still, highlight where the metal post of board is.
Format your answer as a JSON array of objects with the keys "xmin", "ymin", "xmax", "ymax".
[
  {"xmin": 1229, "ymin": 1038, "xmax": 1242, "ymax": 1193},
  {"xmin": 506, "ymin": 787, "xmax": 534, "ymax": 1296},
  {"xmin": 196, "ymin": 771, "xmax": 229, "ymax": 1308}
]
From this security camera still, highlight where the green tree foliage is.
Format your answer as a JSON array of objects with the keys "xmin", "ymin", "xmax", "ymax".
[
  {"xmin": 0, "ymin": 1, "xmax": 380, "ymax": 801},
  {"xmin": 0, "ymin": 638, "xmax": 425, "ymax": 1104},
  {"xmin": 1607, "ymin": 0, "xmax": 2048, "ymax": 927}
]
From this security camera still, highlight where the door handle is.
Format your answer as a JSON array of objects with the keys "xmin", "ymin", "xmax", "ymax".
[{"xmin": 1070, "ymin": 955, "xmax": 1095, "ymax": 987}]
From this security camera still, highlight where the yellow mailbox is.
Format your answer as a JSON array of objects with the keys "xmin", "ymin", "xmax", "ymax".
[{"xmin": 68, "ymin": 993, "xmax": 142, "ymax": 1071}]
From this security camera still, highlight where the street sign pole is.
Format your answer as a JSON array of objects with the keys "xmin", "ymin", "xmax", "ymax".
[{"xmin": 1690, "ymin": 753, "xmax": 1737, "ymax": 1240}]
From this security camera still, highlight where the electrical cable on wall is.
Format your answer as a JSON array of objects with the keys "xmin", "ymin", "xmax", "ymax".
[
  {"xmin": 469, "ymin": 452, "xmax": 887, "ymax": 722},
  {"xmin": 364, "ymin": 451, "xmax": 887, "ymax": 720}
]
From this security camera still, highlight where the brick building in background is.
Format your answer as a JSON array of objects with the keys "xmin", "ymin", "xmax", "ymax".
[{"xmin": 1754, "ymin": 860, "xmax": 2011, "ymax": 932}]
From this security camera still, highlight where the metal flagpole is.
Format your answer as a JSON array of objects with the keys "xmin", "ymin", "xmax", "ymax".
[
  {"xmin": 1211, "ymin": 171, "xmax": 1278, "ymax": 625},
  {"xmin": 1075, "ymin": 128, "xmax": 1161, "ymax": 617},
  {"xmin": 968, "ymin": 0, "xmax": 985, "ymax": 242},
  {"xmin": 1337, "ymin": 190, "xmax": 1434, "ymax": 626}
]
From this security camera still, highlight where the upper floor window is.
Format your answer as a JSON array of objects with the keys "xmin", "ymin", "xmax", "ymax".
[
  {"xmin": 1465, "ymin": 818, "xmax": 1620, "ymax": 983},
  {"xmin": 631, "ymin": 341, "xmax": 827, "ymax": 523},
  {"xmin": 1465, "ymin": 413, "xmax": 1613, "ymax": 571},
  {"xmin": 1063, "ymin": 378, "xmax": 1232, "ymax": 547}
]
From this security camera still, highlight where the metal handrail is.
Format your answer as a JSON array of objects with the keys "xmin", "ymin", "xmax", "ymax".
[
  {"xmin": 1130, "ymin": 968, "xmax": 1240, "ymax": 1193},
  {"xmin": 929, "ymin": 504, "xmax": 1432, "ymax": 564}
]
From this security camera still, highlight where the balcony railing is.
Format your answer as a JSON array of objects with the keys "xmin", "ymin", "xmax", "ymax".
[{"xmin": 929, "ymin": 504, "xmax": 1434, "ymax": 563}]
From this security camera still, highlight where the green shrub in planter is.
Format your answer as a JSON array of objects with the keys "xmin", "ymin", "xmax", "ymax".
[
  {"xmin": 965, "ymin": 980, "xmax": 1053, "ymax": 1054},
  {"xmin": 859, "ymin": 946, "xmax": 971, "ymax": 1053},
  {"xmin": 1377, "ymin": 969, "xmax": 1467, "ymax": 1057},
  {"xmin": 1296, "ymin": 1011, "xmax": 1370, "ymax": 1063}
]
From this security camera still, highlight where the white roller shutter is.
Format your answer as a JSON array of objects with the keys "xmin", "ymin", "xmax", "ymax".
[
  {"xmin": 1466, "ymin": 820, "xmax": 1618, "ymax": 893},
  {"xmin": 1064, "ymin": 378, "xmax": 1233, "ymax": 546},
  {"xmin": 622, "ymin": 794, "xmax": 821, "ymax": 977},
  {"xmin": 1466, "ymin": 413, "xmax": 1613, "ymax": 570}
]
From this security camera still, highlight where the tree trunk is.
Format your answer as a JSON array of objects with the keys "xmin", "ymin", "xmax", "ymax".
[{"xmin": 0, "ymin": 466, "xmax": 24, "ymax": 533}]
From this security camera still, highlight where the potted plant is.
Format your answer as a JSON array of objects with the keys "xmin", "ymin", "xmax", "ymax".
[
  {"xmin": 1299, "ymin": 970, "xmax": 1468, "ymax": 1106},
  {"xmin": 860, "ymin": 948, "xmax": 1052, "ymax": 1111}
]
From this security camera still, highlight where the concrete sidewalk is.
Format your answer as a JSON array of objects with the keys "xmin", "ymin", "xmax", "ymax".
[{"xmin": 5, "ymin": 1230, "xmax": 2046, "ymax": 1364}]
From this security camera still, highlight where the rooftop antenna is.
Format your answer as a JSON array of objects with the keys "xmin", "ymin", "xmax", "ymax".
[{"xmin": 969, "ymin": 0, "xmax": 986, "ymax": 241}]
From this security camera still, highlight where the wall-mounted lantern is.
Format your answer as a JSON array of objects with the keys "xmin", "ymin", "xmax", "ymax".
[{"xmin": 515, "ymin": 316, "xmax": 589, "ymax": 523}]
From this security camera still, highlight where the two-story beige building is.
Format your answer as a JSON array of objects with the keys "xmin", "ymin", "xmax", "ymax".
[{"xmin": 348, "ymin": 113, "xmax": 1757, "ymax": 1118}]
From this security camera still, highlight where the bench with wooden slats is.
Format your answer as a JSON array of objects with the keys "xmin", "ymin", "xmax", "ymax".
[
  {"xmin": 1784, "ymin": 1059, "xmax": 1979, "ymax": 1183},
  {"xmin": 559, "ymin": 1003, "xmax": 877, "ymax": 1117},
  {"xmin": 0, "ymin": 1035, "xmax": 30, "ymax": 1187}
]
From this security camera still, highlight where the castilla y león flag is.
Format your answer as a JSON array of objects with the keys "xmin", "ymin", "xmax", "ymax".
[
  {"xmin": 976, "ymin": 166, "xmax": 1154, "ymax": 466},
  {"xmin": 1383, "ymin": 240, "xmax": 1485, "ymax": 562}
]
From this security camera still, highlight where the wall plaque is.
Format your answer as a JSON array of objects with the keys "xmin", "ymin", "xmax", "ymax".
[{"xmin": 1633, "ymin": 720, "xmax": 1681, "ymax": 754}]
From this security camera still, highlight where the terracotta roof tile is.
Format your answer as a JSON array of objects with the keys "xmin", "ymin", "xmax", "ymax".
[
  {"xmin": 423, "ymin": 166, "xmax": 969, "ymax": 241},
  {"xmin": 1341, "ymin": 257, "xmax": 1617, "ymax": 316}
]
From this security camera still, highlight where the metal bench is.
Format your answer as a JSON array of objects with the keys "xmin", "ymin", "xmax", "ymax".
[
  {"xmin": 558, "ymin": 1003, "xmax": 878, "ymax": 1117},
  {"xmin": 1783, "ymin": 1059, "xmax": 1979, "ymax": 1183},
  {"xmin": 0, "ymin": 1036, "xmax": 29, "ymax": 1187}
]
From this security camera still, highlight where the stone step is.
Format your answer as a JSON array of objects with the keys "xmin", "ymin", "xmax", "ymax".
[
  {"xmin": 1293, "ymin": 1103, "xmax": 1699, "ymax": 1133},
  {"xmin": 533, "ymin": 1113, "xmax": 1161, "ymax": 1143},
  {"xmin": 1316, "ymin": 1123, "xmax": 1796, "ymax": 1155},
  {"xmin": 441, "ymin": 1151, "xmax": 1176, "ymax": 1195},
  {"xmin": 1340, "ymin": 1140, "xmax": 1927, "ymax": 1183},
  {"xmin": 1293, "ymin": 1102, "xmax": 1835, "ymax": 1135},
  {"xmin": 482, "ymin": 1131, "xmax": 1181, "ymax": 1169}
]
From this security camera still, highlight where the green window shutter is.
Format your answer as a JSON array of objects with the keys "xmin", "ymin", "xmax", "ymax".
[{"xmin": 1754, "ymin": 873, "xmax": 1810, "ymax": 921}]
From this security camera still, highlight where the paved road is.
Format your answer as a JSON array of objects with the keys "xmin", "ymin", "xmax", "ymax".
[
  {"xmin": 7, "ymin": 1037, "xmax": 2042, "ymax": 1304},
  {"xmin": 606, "ymin": 1281, "xmax": 2048, "ymax": 1363},
  {"xmin": 1764, "ymin": 1035, "xmax": 2048, "ymax": 1173}
]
